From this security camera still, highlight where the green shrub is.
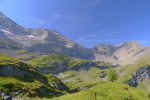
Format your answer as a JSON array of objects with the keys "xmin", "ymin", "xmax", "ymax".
[{"xmin": 108, "ymin": 69, "xmax": 118, "ymax": 82}]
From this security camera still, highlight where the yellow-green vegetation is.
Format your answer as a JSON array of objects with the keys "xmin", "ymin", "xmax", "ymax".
[
  {"xmin": 0, "ymin": 54, "xmax": 23, "ymax": 66},
  {"xmin": 108, "ymin": 68, "xmax": 118, "ymax": 82},
  {"xmin": 30, "ymin": 55, "xmax": 71, "ymax": 68},
  {"xmin": 0, "ymin": 54, "xmax": 32, "ymax": 68},
  {"xmin": 15, "ymin": 50, "xmax": 41, "ymax": 61},
  {"xmin": 46, "ymin": 74, "xmax": 63, "ymax": 84},
  {"xmin": 0, "ymin": 54, "xmax": 42, "ymax": 77},
  {"xmin": 28, "ymin": 55, "xmax": 111, "ymax": 73},
  {"xmin": 67, "ymin": 59, "xmax": 89, "ymax": 69},
  {"xmin": 0, "ymin": 54, "xmax": 69, "ymax": 99},
  {"xmin": 29, "ymin": 54, "xmax": 111, "ymax": 91},
  {"xmin": 29, "ymin": 55, "xmax": 111, "ymax": 88},
  {"xmin": 2, "ymin": 53, "xmax": 149, "ymax": 100},
  {"xmin": 0, "ymin": 76, "xmax": 62, "ymax": 98},
  {"xmin": 50, "ymin": 82, "xmax": 149, "ymax": 100}
]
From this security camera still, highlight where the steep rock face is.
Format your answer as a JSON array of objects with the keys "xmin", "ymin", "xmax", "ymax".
[
  {"xmin": 92, "ymin": 41, "xmax": 150, "ymax": 65},
  {"xmin": 128, "ymin": 66, "xmax": 150, "ymax": 87}
]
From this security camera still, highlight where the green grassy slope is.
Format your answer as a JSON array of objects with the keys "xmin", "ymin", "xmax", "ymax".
[
  {"xmin": 50, "ymin": 82, "xmax": 149, "ymax": 100},
  {"xmin": 28, "ymin": 55, "xmax": 111, "ymax": 73},
  {"xmin": 0, "ymin": 54, "xmax": 69, "ymax": 99},
  {"xmin": 26, "ymin": 55, "xmax": 112, "ymax": 91}
]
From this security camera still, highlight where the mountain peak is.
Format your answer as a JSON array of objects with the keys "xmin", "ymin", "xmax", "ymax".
[
  {"xmin": 125, "ymin": 41, "xmax": 140, "ymax": 45},
  {"xmin": 121, "ymin": 41, "xmax": 141, "ymax": 49},
  {"xmin": 92, "ymin": 44, "xmax": 116, "ymax": 56}
]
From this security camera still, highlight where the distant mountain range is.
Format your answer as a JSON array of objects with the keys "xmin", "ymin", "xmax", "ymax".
[
  {"xmin": 92, "ymin": 41, "xmax": 150, "ymax": 65},
  {"xmin": 0, "ymin": 11, "xmax": 150, "ymax": 65}
]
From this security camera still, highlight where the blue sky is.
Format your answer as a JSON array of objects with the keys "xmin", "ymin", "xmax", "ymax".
[{"xmin": 0, "ymin": 0, "xmax": 150, "ymax": 48}]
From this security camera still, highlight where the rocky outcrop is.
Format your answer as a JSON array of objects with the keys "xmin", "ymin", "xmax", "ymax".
[{"xmin": 128, "ymin": 66, "xmax": 150, "ymax": 87}]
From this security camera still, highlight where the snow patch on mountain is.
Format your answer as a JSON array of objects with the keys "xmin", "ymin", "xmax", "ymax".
[
  {"xmin": 27, "ymin": 35, "xmax": 35, "ymax": 38},
  {"xmin": 1, "ymin": 29, "xmax": 13, "ymax": 34}
]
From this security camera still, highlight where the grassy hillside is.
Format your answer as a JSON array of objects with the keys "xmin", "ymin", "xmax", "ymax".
[
  {"xmin": 26, "ymin": 55, "xmax": 112, "ymax": 91},
  {"xmin": 50, "ymin": 82, "xmax": 149, "ymax": 100},
  {"xmin": 29, "ymin": 55, "xmax": 71, "ymax": 68},
  {"xmin": 1, "ymin": 53, "xmax": 149, "ymax": 100},
  {"xmin": 117, "ymin": 54, "xmax": 150, "ymax": 93},
  {"xmin": 119, "ymin": 54, "xmax": 150, "ymax": 82},
  {"xmin": 28, "ymin": 55, "xmax": 112, "ymax": 74},
  {"xmin": 0, "ymin": 54, "xmax": 69, "ymax": 99}
]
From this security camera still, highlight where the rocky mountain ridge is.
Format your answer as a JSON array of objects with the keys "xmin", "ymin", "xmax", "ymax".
[
  {"xmin": 0, "ymin": 11, "xmax": 94, "ymax": 59},
  {"xmin": 1, "ymin": 11, "xmax": 150, "ymax": 65},
  {"xmin": 92, "ymin": 41, "xmax": 150, "ymax": 65}
]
